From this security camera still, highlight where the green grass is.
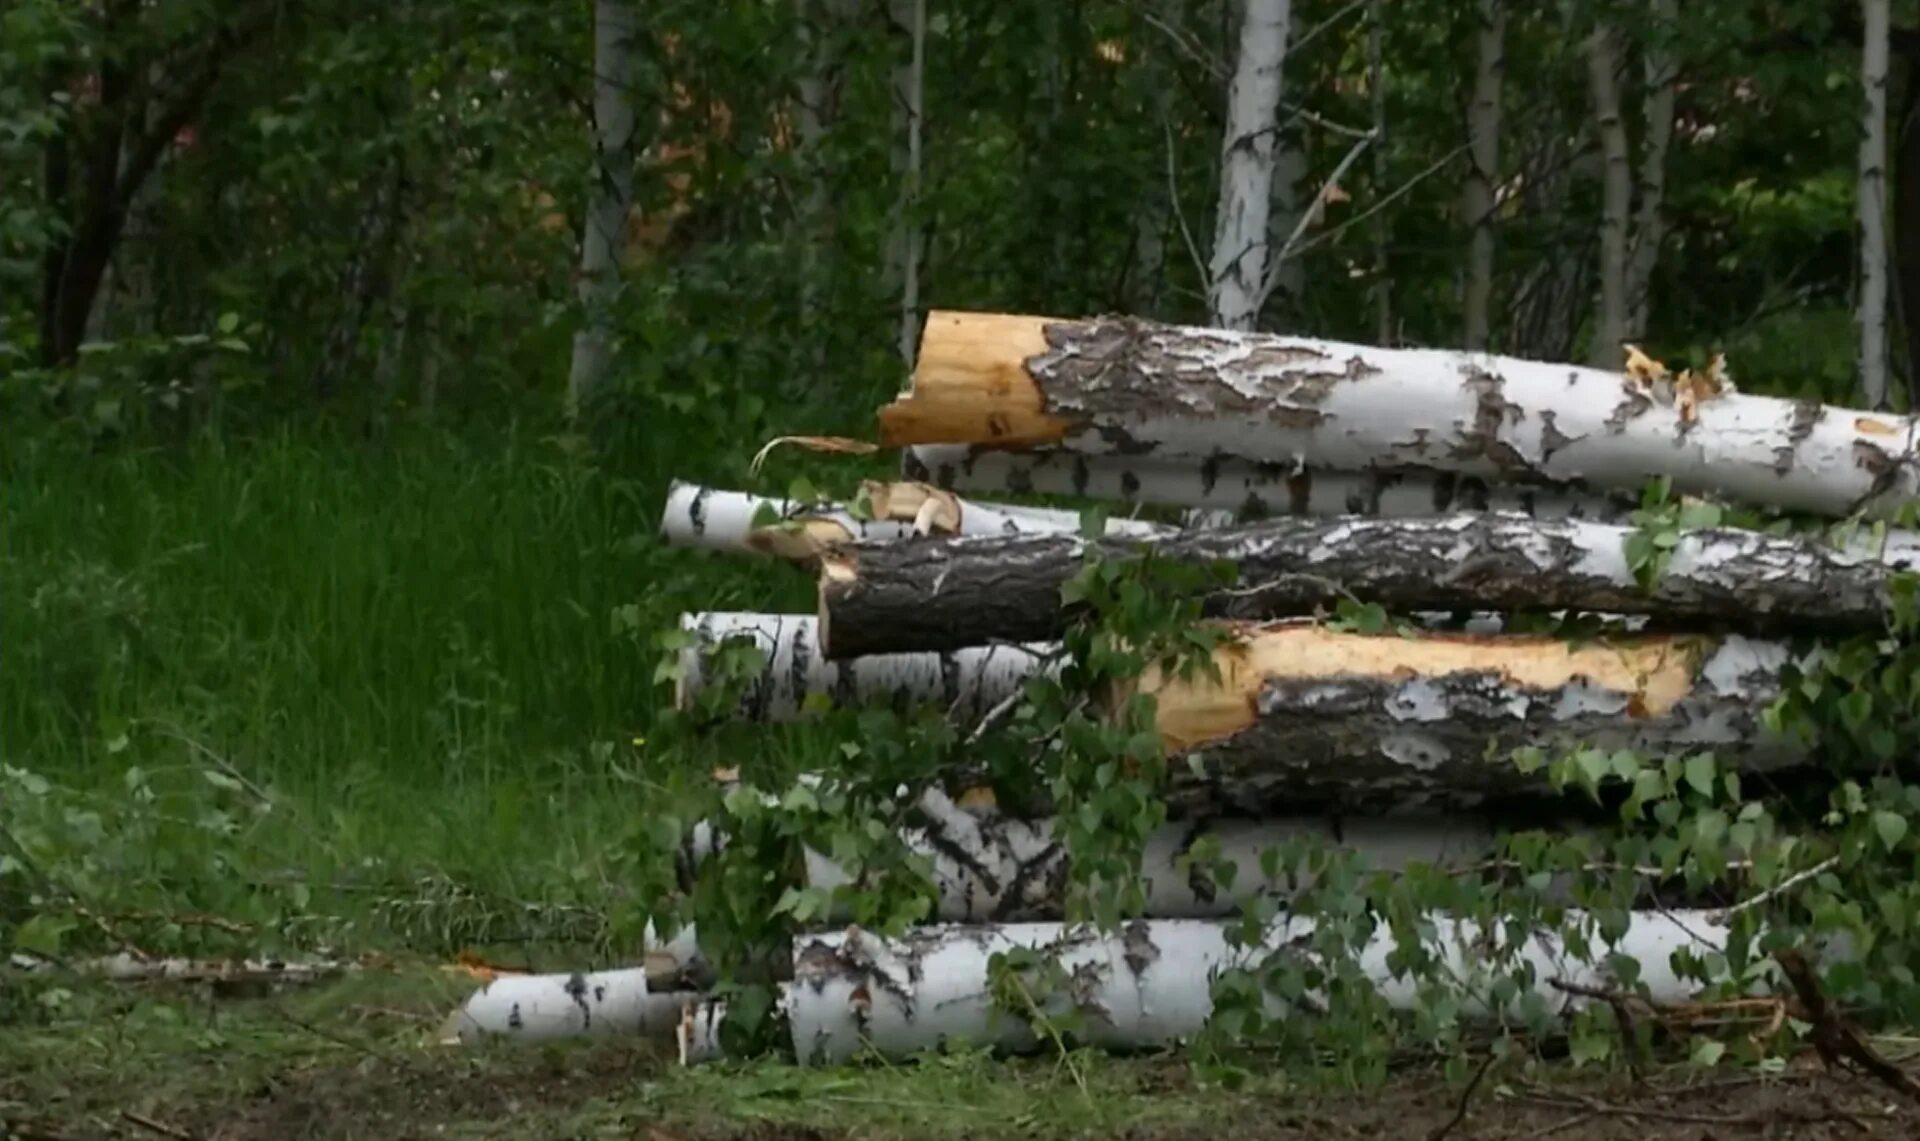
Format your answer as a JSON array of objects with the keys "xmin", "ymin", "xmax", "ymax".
[{"xmin": 1, "ymin": 421, "xmax": 820, "ymax": 957}]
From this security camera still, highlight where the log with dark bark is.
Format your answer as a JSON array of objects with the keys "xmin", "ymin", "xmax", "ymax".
[
  {"xmin": 818, "ymin": 511, "xmax": 1920, "ymax": 659},
  {"xmin": 878, "ymin": 312, "xmax": 1920, "ymax": 520}
]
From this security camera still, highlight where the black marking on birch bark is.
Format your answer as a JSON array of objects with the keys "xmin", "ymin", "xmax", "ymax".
[
  {"xmin": 1201, "ymin": 453, "xmax": 1221, "ymax": 496},
  {"xmin": 1174, "ymin": 816, "xmax": 1218, "ymax": 904},
  {"xmin": 902, "ymin": 450, "xmax": 931, "ymax": 481},
  {"xmin": 1005, "ymin": 462, "xmax": 1034, "ymax": 494},
  {"xmin": 994, "ymin": 839, "xmax": 1064, "ymax": 920},
  {"xmin": 688, "ymin": 486, "xmax": 710, "ymax": 535},
  {"xmin": 1287, "ymin": 470, "xmax": 1312, "ymax": 515},
  {"xmin": 1538, "ymin": 410, "xmax": 1579, "ymax": 463},
  {"xmin": 912, "ymin": 817, "xmax": 1003, "ymax": 906},
  {"xmin": 939, "ymin": 650, "xmax": 963, "ymax": 714},
  {"xmin": 1243, "ymin": 491, "xmax": 1272, "ymax": 521},
  {"xmin": 1431, "ymin": 471, "xmax": 1459, "ymax": 511},
  {"xmin": 1459, "ymin": 477, "xmax": 1492, "ymax": 510},
  {"xmin": 1455, "ymin": 367, "xmax": 1534, "ymax": 474},
  {"xmin": 1605, "ymin": 391, "xmax": 1653, "ymax": 433},
  {"xmin": 1120, "ymin": 469, "xmax": 1142, "ymax": 500},
  {"xmin": 1519, "ymin": 490, "xmax": 1538, "ymax": 516},
  {"xmin": 1069, "ymin": 456, "xmax": 1088, "ymax": 497},
  {"xmin": 1121, "ymin": 919, "xmax": 1161, "ymax": 977},
  {"xmin": 565, "ymin": 972, "xmax": 592, "ymax": 1028},
  {"xmin": 788, "ymin": 621, "xmax": 814, "ymax": 718},
  {"xmin": 508, "ymin": 1003, "xmax": 524, "ymax": 1030},
  {"xmin": 1394, "ymin": 427, "xmax": 1435, "ymax": 457}
]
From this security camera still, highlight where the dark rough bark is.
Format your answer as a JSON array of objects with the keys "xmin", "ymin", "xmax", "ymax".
[{"xmin": 819, "ymin": 512, "xmax": 1917, "ymax": 658}]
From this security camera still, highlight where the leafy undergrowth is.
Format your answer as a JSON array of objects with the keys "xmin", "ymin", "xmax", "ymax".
[{"xmin": 2, "ymin": 967, "xmax": 1916, "ymax": 1141}]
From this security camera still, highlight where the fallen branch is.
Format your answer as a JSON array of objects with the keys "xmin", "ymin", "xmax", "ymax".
[{"xmin": 436, "ymin": 966, "xmax": 700, "ymax": 1045}]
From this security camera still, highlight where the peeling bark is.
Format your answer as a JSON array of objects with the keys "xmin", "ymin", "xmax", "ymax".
[
  {"xmin": 658, "ymin": 480, "xmax": 1171, "ymax": 560},
  {"xmin": 761, "ymin": 913, "xmax": 1732, "ymax": 1064},
  {"xmin": 673, "ymin": 611, "xmax": 1050, "ymax": 723},
  {"xmin": 819, "ymin": 512, "xmax": 1919, "ymax": 657},
  {"xmin": 881, "ymin": 311, "xmax": 1920, "ymax": 519},
  {"xmin": 437, "ymin": 967, "xmax": 699, "ymax": 1044},
  {"xmin": 903, "ymin": 444, "xmax": 1638, "ymax": 521},
  {"xmin": 1209, "ymin": 0, "xmax": 1293, "ymax": 330}
]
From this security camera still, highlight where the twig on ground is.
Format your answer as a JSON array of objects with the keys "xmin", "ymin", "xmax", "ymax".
[
  {"xmin": 119, "ymin": 1110, "xmax": 200, "ymax": 1141},
  {"xmin": 1425, "ymin": 1051, "xmax": 1499, "ymax": 1141},
  {"xmin": 1773, "ymin": 946, "xmax": 1920, "ymax": 1104}
]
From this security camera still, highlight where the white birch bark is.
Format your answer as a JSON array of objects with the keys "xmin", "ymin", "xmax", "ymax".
[
  {"xmin": 567, "ymin": 0, "xmax": 641, "ymax": 416},
  {"xmin": 673, "ymin": 611, "xmax": 1052, "ymax": 723},
  {"xmin": 887, "ymin": 312, "xmax": 1920, "ymax": 519},
  {"xmin": 1858, "ymin": 0, "xmax": 1892, "ymax": 409},
  {"xmin": 437, "ymin": 967, "xmax": 699, "ymax": 1044},
  {"xmin": 1584, "ymin": 21, "xmax": 1631, "ymax": 368},
  {"xmin": 795, "ymin": 0, "xmax": 858, "ymax": 324},
  {"xmin": 1625, "ymin": 0, "xmax": 1677, "ymax": 340},
  {"xmin": 6, "ymin": 952, "xmax": 356, "ymax": 986},
  {"xmin": 768, "ymin": 913, "xmax": 1734, "ymax": 1064},
  {"xmin": 885, "ymin": 0, "xmax": 927, "ymax": 364},
  {"xmin": 1209, "ymin": 0, "xmax": 1293, "ymax": 330},
  {"xmin": 902, "ymin": 445, "xmax": 1637, "ymax": 522},
  {"xmin": 1461, "ymin": 0, "xmax": 1504, "ymax": 350},
  {"xmin": 658, "ymin": 480, "xmax": 1172, "ymax": 559}
]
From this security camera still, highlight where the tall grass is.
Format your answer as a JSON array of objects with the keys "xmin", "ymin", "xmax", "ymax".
[{"xmin": 2, "ymin": 421, "xmax": 810, "ymax": 943}]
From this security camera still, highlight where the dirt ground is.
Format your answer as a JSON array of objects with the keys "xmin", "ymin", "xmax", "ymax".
[{"xmin": 3, "ymin": 966, "xmax": 1916, "ymax": 1140}]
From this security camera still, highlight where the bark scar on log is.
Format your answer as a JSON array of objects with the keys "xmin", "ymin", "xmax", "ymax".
[{"xmin": 1454, "ymin": 366, "xmax": 1535, "ymax": 475}]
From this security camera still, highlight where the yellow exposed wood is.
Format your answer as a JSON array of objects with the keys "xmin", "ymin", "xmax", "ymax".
[
  {"xmin": 876, "ymin": 311, "xmax": 1074, "ymax": 447},
  {"xmin": 1142, "ymin": 624, "xmax": 1710, "ymax": 753},
  {"xmin": 861, "ymin": 480, "xmax": 962, "ymax": 534},
  {"xmin": 744, "ymin": 518, "xmax": 855, "ymax": 561}
]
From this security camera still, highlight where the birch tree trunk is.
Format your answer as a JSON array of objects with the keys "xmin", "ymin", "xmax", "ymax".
[
  {"xmin": 1369, "ymin": 0, "xmax": 1392, "ymax": 344},
  {"xmin": 795, "ymin": 0, "xmax": 857, "ymax": 327},
  {"xmin": 885, "ymin": 0, "xmax": 927, "ymax": 365},
  {"xmin": 882, "ymin": 312, "xmax": 1920, "ymax": 519},
  {"xmin": 1461, "ymin": 0, "xmax": 1504, "ymax": 351},
  {"xmin": 903, "ymin": 443, "xmax": 1638, "ymax": 521},
  {"xmin": 658, "ymin": 480, "xmax": 1171, "ymax": 560},
  {"xmin": 567, "ymin": 0, "xmax": 641, "ymax": 417},
  {"xmin": 1858, "ymin": 0, "xmax": 1892, "ymax": 409},
  {"xmin": 1584, "ymin": 21, "xmax": 1631, "ymax": 367},
  {"xmin": 771, "ymin": 913, "xmax": 1734, "ymax": 1064},
  {"xmin": 1625, "ymin": 0, "xmax": 1677, "ymax": 340},
  {"xmin": 1209, "ymin": 0, "xmax": 1292, "ymax": 330},
  {"xmin": 817, "ymin": 511, "xmax": 1918, "ymax": 657}
]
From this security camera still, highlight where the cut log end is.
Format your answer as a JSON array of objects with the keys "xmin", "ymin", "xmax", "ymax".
[{"xmin": 878, "ymin": 311, "xmax": 1074, "ymax": 448}]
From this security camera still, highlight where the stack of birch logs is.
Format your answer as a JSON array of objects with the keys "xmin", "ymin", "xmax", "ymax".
[{"xmin": 445, "ymin": 310, "xmax": 1920, "ymax": 1065}]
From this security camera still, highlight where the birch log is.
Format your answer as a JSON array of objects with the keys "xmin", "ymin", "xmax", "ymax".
[
  {"xmin": 682, "ymin": 775, "xmax": 1501, "ymax": 922},
  {"xmin": 903, "ymin": 445, "xmax": 1638, "ymax": 521},
  {"xmin": 437, "ymin": 967, "xmax": 700, "ymax": 1044},
  {"xmin": 659, "ymin": 480, "xmax": 1171, "ymax": 559},
  {"xmin": 674, "ymin": 611, "xmax": 1050, "ymax": 723},
  {"xmin": 771, "ymin": 913, "xmax": 1732, "ymax": 1064},
  {"xmin": 878, "ymin": 312, "xmax": 1920, "ymax": 519},
  {"xmin": 818, "ymin": 512, "xmax": 1920, "ymax": 657}
]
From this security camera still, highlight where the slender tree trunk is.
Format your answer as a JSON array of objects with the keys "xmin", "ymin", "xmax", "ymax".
[
  {"xmin": 1897, "ymin": 50, "xmax": 1920, "ymax": 405},
  {"xmin": 1369, "ymin": 0, "xmax": 1391, "ymax": 344},
  {"xmin": 795, "ymin": 0, "xmax": 856, "ymax": 328},
  {"xmin": 1209, "ymin": 0, "xmax": 1293, "ymax": 330},
  {"xmin": 885, "ymin": 0, "xmax": 927, "ymax": 366},
  {"xmin": 1461, "ymin": 0, "xmax": 1504, "ymax": 351},
  {"xmin": 1625, "ymin": 0, "xmax": 1677, "ymax": 340},
  {"xmin": 1859, "ymin": 0, "xmax": 1892, "ymax": 409},
  {"xmin": 1585, "ymin": 21, "xmax": 1631, "ymax": 367},
  {"xmin": 566, "ymin": 0, "xmax": 641, "ymax": 418}
]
